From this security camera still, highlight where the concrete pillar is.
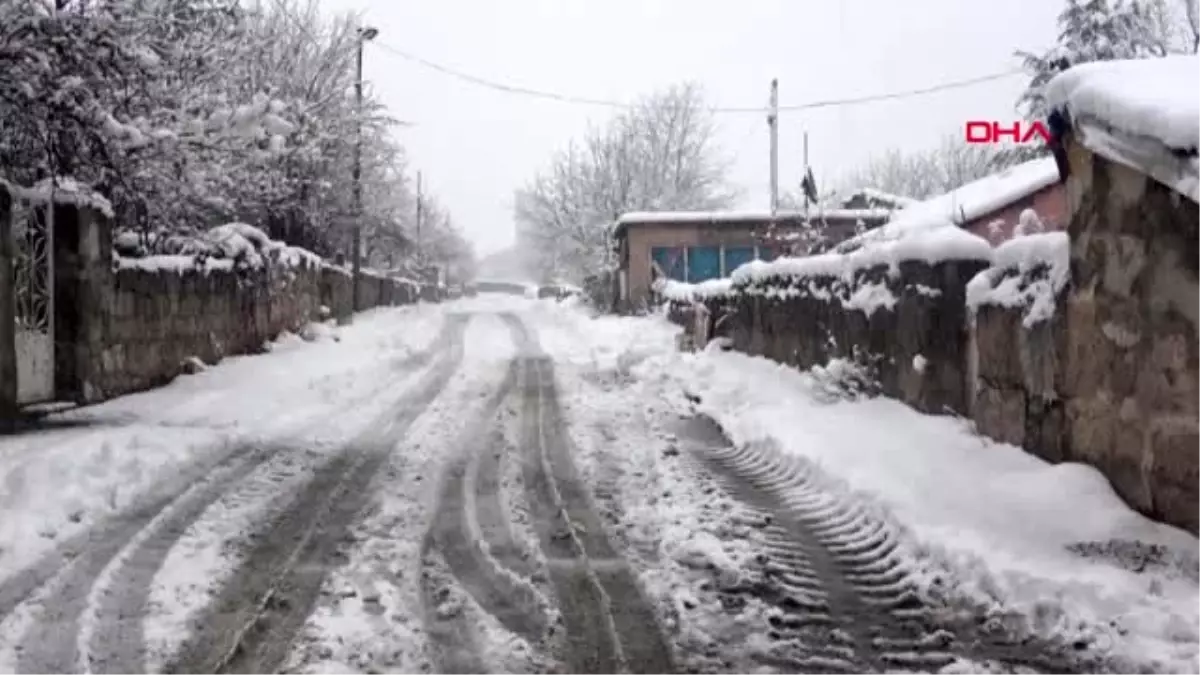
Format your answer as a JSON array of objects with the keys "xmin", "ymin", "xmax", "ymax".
[{"xmin": 0, "ymin": 186, "xmax": 16, "ymax": 429}]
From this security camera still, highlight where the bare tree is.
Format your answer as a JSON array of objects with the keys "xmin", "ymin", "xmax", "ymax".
[
  {"xmin": 515, "ymin": 82, "xmax": 736, "ymax": 284},
  {"xmin": 822, "ymin": 134, "xmax": 1020, "ymax": 203}
]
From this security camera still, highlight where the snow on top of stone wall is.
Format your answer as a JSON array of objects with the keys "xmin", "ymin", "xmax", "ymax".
[
  {"xmin": 966, "ymin": 231, "xmax": 1070, "ymax": 327},
  {"xmin": 2, "ymin": 176, "xmax": 115, "ymax": 219},
  {"xmin": 115, "ymin": 222, "xmax": 324, "ymax": 275},
  {"xmin": 655, "ymin": 278, "xmax": 733, "ymax": 303},
  {"xmin": 1045, "ymin": 55, "xmax": 1198, "ymax": 154},
  {"xmin": 732, "ymin": 224, "xmax": 993, "ymax": 287}
]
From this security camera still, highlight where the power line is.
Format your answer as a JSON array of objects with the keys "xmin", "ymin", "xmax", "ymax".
[
  {"xmin": 259, "ymin": 0, "xmax": 1025, "ymax": 116},
  {"xmin": 369, "ymin": 40, "xmax": 1024, "ymax": 114}
]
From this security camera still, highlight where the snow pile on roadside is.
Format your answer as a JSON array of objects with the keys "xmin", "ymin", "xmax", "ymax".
[
  {"xmin": 639, "ymin": 344, "xmax": 1199, "ymax": 673},
  {"xmin": 0, "ymin": 305, "xmax": 446, "ymax": 581},
  {"xmin": 966, "ymin": 231, "xmax": 1070, "ymax": 326}
]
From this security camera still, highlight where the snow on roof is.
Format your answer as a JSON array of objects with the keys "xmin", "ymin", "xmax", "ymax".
[
  {"xmin": 845, "ymin": 187, "xmax": 920, "ymax": 208},
  {"xmin": 837, "ymin": 158, "xmax": 1060, "ymax": 252},
  {"xmin": 613, "ymin": 208, "xmax": 893, "ymax": 237},
  {"xmin": 617, "ymin": 208, "xmax": 892, "ymax": 224},
  {"xmin": 1045, "ymin": 55, "xmax": 1199, "ymax": 153}
]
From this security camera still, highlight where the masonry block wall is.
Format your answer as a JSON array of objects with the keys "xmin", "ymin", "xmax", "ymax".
[
  {"xmin": 679, "ymin": 137, "xmax": 1198, "ymax": 533},
  {"xmin": 50, "ymin": 205, "xmax": 420, "ymax": 404},
  {"xmin": 706, "ymin": 257, "xmax": 987, "ymax": 416},
  {"xmin": 1057, "ymin": 135, "xmax": 1198, "ymax": 534}
]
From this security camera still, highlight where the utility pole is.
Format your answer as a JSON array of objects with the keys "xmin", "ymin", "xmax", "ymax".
[
  {"xmin": 350, "ymin": 25, "xmax": 378, "ymax": 320},
  {"xmin": 768, "ymin": 78, "xmax": 779, "ymax": 216},
  {"xmin": 803, "ymin": 131, "xmax": 810, "ymax": 216},
  {"xmin": 415, "ymin": 170, "xmax": 423, "ymax": 264}
]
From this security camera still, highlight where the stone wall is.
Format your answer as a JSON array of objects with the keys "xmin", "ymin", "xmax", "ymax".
[
  {"xmin": 671, "ymin": 138, "xmax": 1199, "ymax": 534},
  {"xmin": 966, "ymin": 233, "xmax": 1070, "ymax": 464},
  {"xmin": 700, "ymin": 257, "xmax": 988, "ymax": 415},
  {"xmin": 46, "ymin": 204, "xmax": 422, "ymax": 404},
  {"xmin": 1057, "ymin": 134, "xmax": 1198, "ymax": 534}
]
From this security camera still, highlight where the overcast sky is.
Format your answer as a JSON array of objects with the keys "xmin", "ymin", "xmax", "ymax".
[{"xmin": 316, "ymin": 0, "xmax": 1062, "ymax": 257}]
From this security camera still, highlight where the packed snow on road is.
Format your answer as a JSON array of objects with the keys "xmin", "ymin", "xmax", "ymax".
[{"xmin": 0, "ymin": 296, "xmax": 1195, "ymax": 674}]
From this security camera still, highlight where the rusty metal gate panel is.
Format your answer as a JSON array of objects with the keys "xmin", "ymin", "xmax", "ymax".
[{"xmin": 12, "ymin": 199, "xmax": 55, "ymax": 405}]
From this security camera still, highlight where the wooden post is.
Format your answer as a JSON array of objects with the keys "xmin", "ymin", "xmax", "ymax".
[{"xmin": 0, "ymin": 185, "xmax": 17, "ymax": 430}]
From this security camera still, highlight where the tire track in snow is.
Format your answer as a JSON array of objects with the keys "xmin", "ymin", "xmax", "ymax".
[
  {"xmin": 420, "ymin": 315, "xmax": 555, "ymax": 672},
  {"xmin": 503, "ymin": 313, "xmax": 674, "ymax": 674},
  {"xmin": 0, "ymin": 315, "xmax": 453, "ymax": 626},
  {"xmin": 0, "ymin": 314, "xmax": 461, "ymax": 674},
  {"xmin": 676, "ymin": 414, "xmax": 1106, "ymax": 674},
  {"xmin": 163, "ymin": 314, "xmax": 470, "ymax": 674},
  {"xmin": 422, "ymin": 358, "xmax": 553, "ymax": 648}
]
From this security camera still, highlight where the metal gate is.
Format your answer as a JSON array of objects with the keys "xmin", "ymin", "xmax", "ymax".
[{"xmin": 12, "ymin": 200, "xmax": 55, "ymax": 405}]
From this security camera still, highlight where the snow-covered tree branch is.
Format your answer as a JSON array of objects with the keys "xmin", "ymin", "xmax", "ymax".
[{"xmin": 0, "ymin": 0, "xmax": 471, "ymax": 274}]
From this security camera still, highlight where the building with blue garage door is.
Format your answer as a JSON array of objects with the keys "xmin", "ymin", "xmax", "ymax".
[{"xmin": 611, "ymin": 208, "xmax": 892, "ymax": 312}]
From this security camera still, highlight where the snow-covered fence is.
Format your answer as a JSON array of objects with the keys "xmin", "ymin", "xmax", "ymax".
[{"xmin": 965, "ymin": 232, "xmax": 1070, "ymax": 461}]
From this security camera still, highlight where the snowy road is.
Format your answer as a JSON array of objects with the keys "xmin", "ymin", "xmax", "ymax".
[{"xmin": 0, "ymin": 297, "xmax": 1195, "ymax": 674}]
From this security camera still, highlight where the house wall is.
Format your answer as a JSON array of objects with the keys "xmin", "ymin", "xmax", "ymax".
[
  {"xmin": 963, "ymin": 182, "xmax": 1068, "ymax": 246},
  {"xmin": 623, "ymin": 223, "xmax": 780, "ymax": 310},
  {"xmin": 621, "ymin": 217, "xmax": 883, "ymax": 311}
]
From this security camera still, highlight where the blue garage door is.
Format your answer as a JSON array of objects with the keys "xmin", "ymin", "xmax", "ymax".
[
  {"xmin": 724, "ymin": 246, "xmax": 756, "ymax": 275},
  {"xmin": 651, "ymin": 246, "xmax": 686, "ymax": 281},
  {"xmin": 687, "ymin": 246, "xmax": 721, "ymax": 282}
]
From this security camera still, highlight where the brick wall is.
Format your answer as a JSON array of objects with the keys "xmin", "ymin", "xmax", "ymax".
[{"xmin": 963, "ymin": 182, "xmax": 1068, "ymax": 246}]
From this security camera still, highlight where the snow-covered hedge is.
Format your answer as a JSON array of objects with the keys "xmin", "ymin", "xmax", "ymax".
[
  {"xmin": 966, "ymin": 232, "xmax": 1070, "ymax": 328},
  {"xmin": 113, "ymin": 222, "xmax": 323, "ymax": 275}
]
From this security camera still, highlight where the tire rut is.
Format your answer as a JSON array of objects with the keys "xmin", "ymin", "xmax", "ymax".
[
  {"xmin": 162, "ymin": 314, "xmax": 469, "ymax": 675},
  {"xmin": 675, "ymin": 413, "xmax": 1111, "ymax": 674},
  {"xmin": 501, "ymin": 312, "xmax": 674, "ymax": 675},
  {"xmin": 422, "ymin": 357, "xmax": 552, "ymax": 652},
  {"xmin": 0, "ymin": 315, "xmax": 457, "ymax": 623},
  {"xmin": 1, "ymin": 315, "xmax": 463, "ymax": 675}
]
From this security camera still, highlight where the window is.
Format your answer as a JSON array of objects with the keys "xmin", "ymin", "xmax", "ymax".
[
  {"xmin": 650, "ymin": 247, "xmax": 685, "ymax": 281},
  {"xmin": 723, "ymin": 246, "xmax": 755, "ymax": 275},
  {"xmin": 687, "ymin": 246, "xmax": 721, "ymax": 282}
]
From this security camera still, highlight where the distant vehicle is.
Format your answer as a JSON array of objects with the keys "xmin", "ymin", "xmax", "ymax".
[
  {"xmin": 537, "ymin": 284, "xmax": 581, "ymax": 301},
  {"xmin": 463, "ymin": 283, "xmax": 478, "ymax": 297}
]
